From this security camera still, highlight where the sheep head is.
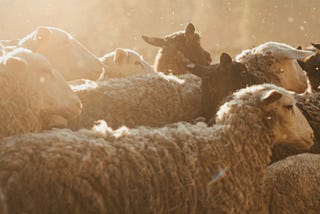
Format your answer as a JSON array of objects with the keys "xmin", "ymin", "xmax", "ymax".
[
  {"xmin": 99, "ymin": 48, "xmax": 154, "ymax": 79},
  {"xmin": 185, "ymin": 52, "xmax": 249, "ymax": 119},
  {"xmin": 142, "ymin": 23, "xmax": 211, "ymax": 74},
  {"xmin": 18, "ymin": 26, "xmax": 103, "ymax": 81}
]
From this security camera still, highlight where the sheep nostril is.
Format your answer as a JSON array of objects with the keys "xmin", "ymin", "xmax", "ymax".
[{"xmin": 310, "ymin": 133, "xmax": 315, "ymax": 140}]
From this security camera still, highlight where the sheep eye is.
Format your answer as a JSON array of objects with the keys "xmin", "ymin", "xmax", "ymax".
[{"xmin": 284, "ymin": 104, "xmax": 294, "ymax": 110}]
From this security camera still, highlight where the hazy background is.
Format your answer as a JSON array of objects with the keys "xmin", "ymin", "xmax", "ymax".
[{"xmin": 1, "ymin": 0, "xmax": 319, "ymax": 62}]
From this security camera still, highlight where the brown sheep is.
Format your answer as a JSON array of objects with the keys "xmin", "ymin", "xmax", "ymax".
[{"xmin": 142, "ymin": 23, "xmax": 211, "ymax": 75}]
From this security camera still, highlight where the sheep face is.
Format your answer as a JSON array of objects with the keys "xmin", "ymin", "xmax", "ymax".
[
  {"xmin": 142, "ymin": 23, "xmax": 211, "ymax": 73},
  {"xmin": 6, "ymin": 49, "xmax": 82, "ymax": 122},
  {"xmin": 186, "ymin": 53, "xmax": 250, "ymax": 119},
  {"xmin": 18, "ymin": 26, "xmax": 103, "ymax": 81},
  {"xmin": 261, "ymin": 88, "xmax": 314, "ymax": 149},
  {"xmin": 271, "ymin": 59, "xmax": 308, "ymax": 93},
  {"xmin": 99, "ymin": 48, "xmax": 154, "ymax": 79},
  {"xmin": 302, "ymin": 52, "xmax": 320, "ymax": 91}
]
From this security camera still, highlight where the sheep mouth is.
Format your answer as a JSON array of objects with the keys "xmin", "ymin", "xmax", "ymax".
[{"xmin": 294, "ymin": 138, "xmax": 314, "ymax": 150}]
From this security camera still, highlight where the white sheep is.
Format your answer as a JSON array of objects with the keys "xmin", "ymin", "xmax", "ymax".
[
  {"xmin": 68, "ymin": 72, "xmax": 202, "ymax": 130},
  {"xmin": 236, "ymin": 41, "xmax": 314, "ymax": 93},
  {"xmin": 0, "ymin": 48, "xmax": 82, "ymax": 137},
  {"xmin": 15, "ymin": 26, "xmax": 103, "ymax": 80},
  {"xmin": 266, "ymin": 153, "xmax": 320, "ymax": 214},
  {"xmin": 99, "ymin": 48, "xmax": 154, "ymax": 79},
  {"xmin": 0, "ymin": 84, "xmax": 314, "ymax": 213}
]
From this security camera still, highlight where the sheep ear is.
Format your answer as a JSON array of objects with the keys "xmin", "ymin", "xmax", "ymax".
[
  {"xmin": 5, "ymin": 57, "xmax": 28, "ymax": 77},
  {"xmin": 220, "ymin": 53, "xmax": 232, "ymax": 67},
  {"xmin": 141, "ymin": 35, "xmax": 166, "ymax": 47},
  {"xmin": 114, "ymin": 48, "xmax": 128, "ymax": 64},
  {"xmin": 311, "ymin": 43, "xmax": 320, "ymax": 50},
  {"xmin": 296, "ymin": 45, "xmax": 302, "ymax": 50},
  {"xmin": 34, "ymin": 26, "xmax": 52, "ymax": 41},
  {"xmin": 261, "ymin": 90, "xmax": 283, "ymax": 105},
  {"xmin": 185, "ymin": 23, "xmax": 195, "ymax": 37}
]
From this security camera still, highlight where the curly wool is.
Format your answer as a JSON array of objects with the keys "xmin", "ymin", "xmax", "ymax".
[
  {"xmin": 266, "ymin": 153, "xmax": 320, "ymax": 214},
  {"xmin": 236, "ymin": 51, "xmax": 281, "ymax": 85},
  {"xmin": 0, "ymin": 84, "xmax": 281, "ymax": 214},
  {"xmin": 0, "ymin": 67, "xmax": 42, "ymax": 137},
  {"xmin": 68, "ymin": 72, "xmax": 202, "ymax": 130}
]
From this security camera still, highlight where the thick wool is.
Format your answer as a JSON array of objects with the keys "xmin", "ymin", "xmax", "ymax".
[
  {"xmin": 236, "ymin": 51, "xmax": 281, "ymax": 85},
  {"xmin": 0, "ymin": 85, "xmax": 286, "ymax": 213},
  {"xmin": 266, "ymin": 153, "xmax": 320, "ymax": 214},
  {"xmin": 68, "ymin": 72, "xmax": 202, "ymax": 130},
  {"xmin": 0, "ymin": 64, "xmax": 42, "ymax": 137}
]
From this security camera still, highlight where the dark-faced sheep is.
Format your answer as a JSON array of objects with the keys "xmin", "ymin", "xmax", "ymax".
[
  {"xmin": 13, "ymin": 26, "xmax": 103, "ymax": 80},
  {"xmin": 0, "ymin": 48, "xmax": 82, "ymax": 137},
  {"xmin": 99, "ymin": 48, "xmax": 154, "ymax": 79},
  {"xmin": 298, "ymin": 43, "xmax": 320, "ymax": 91},
  {"xmin": 186, "ymin": 42, "xmax": 320, "ymax": 163},
  {"xmin": 0, "ymin": 83, "xmax": 314, "ymax": 213},
  {"xmin": 186, "ymin": 52, "xmax": 259, "ymax": 121},
  {"xmin": 142, "ymin": 23, "xmax": 211, "ymax": 75}
]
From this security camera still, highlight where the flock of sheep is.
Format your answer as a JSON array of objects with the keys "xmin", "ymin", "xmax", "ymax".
[{"xmin": 0, "ymin": 23, "xmax": 320, "ymax": 213}]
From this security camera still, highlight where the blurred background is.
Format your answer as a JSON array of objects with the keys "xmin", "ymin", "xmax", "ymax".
[{"xmin": 1, "ymin": 0, "xmax": 319, "ymax": 62}]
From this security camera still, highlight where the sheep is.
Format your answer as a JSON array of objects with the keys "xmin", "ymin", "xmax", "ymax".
[
  {"xmin": 99, "ymin": 48, "xmax": 154, "ymax": 79},
  {"xmin": 297, "ymin": 43, "xmax": 320, "ymax": 91},
  {"xmin": 14, "ymin": 26, "xmax": 103, "ymax": 80},
  {"xmin": 0, "ymin": 83, "xmax": 314, "ymax": 213},
  {"xmin": 185, "ymin": 44, "xmax": 320, "ymax": 163},
  {"xmin": 186, "ymin": 52, "xmax": 259, "ymax": 121},
  {"xmin": 68, "ymin": 72, "xmax": 202, "ymax": 130},
  {"xmin": 265, "ymin": 153, "xmax": 320, "ymax": 214},
  {"xmin": 236, "ymin": 41, "xmax": 313, "ymax": 93},
  {"xmin": 142, "ymin": 23, "xmax": 211, "ymax": 75},
  {"xmin": 0, "ymin": 48, "xmax": 82, "ymax": 137},
  {"xmin": 185, "ymin": 42, "xmax": 314, "ymax": 121}
]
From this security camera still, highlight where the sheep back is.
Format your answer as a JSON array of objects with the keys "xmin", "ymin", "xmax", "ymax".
[
  {"xmin": 266, "ymin": 153, "xmax": 320, "ymax": 214},
  {"xmin": 68, "ymin": 73, "xmax": 202, "ymax": 130}
]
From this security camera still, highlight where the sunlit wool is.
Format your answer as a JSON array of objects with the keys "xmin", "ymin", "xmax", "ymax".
[
  {"xmin": 0, "ymin": 48, "xmax": 42, "ymax": 137},
  {"xmin": 0, "ymin": 84, "xmax": 312, "ymax": 213},
  {"xmin": 68, "ymin": 72, "xmax": 202, "ymax": 130},
  {"xmin": 0, "ymin": 48, "xmax": 81, "ymax": 137}
]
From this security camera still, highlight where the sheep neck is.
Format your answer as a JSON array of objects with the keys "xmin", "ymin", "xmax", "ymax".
[
  {"xmin": 0, "ymin": 73, "xmax": 42, "ymax": 137},
  {"xmin": 214, "ymin": 108, "xmax": 274, "ymax": 212}
]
